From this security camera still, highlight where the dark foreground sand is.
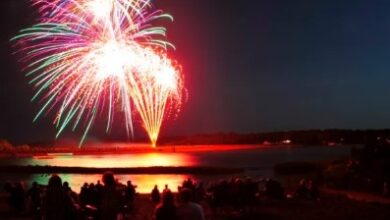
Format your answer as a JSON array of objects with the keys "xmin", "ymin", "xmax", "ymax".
[{"xmin": 1, "ymin": 191, "xmax": 390, "ymax": 220}]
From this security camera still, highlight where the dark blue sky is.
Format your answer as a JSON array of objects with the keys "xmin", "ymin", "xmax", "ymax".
[{"xmin": 2, "ymin": 0, "xmax": 390, "ymax": 144}]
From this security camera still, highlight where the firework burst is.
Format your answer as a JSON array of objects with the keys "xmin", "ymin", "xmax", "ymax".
[{"xmin": 12, "ymin": 0, "xmax": 183, "ymax": 147}]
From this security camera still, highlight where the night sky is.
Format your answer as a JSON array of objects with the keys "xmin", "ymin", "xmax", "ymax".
[{"xmin": 2, "ymin": 0, "xmax": 390, "ymax": 144}]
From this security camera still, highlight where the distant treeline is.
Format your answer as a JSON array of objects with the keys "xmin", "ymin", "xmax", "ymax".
[
  {"xmin": 157, "ymin": 129, "xmax": 390, "ymax": 146},
  {"xmin": 4, "ymin": 129, "xmax": 390, "ymax": 148}
]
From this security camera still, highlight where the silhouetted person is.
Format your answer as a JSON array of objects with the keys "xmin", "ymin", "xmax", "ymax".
[
  {"xmin": 88, "ymin": 183, "xmax": 98, "ymax": 205},
  {"xmin": 95, "ymin": 180, "xmax": 104, "ymax": 205},
  {"xmin": 13, "ymin": 182, "xmax": 26, "ymax": 212},
  {"xmin": 194, "ymin": 182, "xmax": 205, "ymax": 203},
  {"xmin": 62, "ymin": 181, "xmax": 70, "ymax": 191},
  {"xmin": 164, "ymin": 184, "xmax": 170, "ymax": 193},
  {"xmin": 151, "ymin": 185, "xmax": 161, "ymax": 203},
  {"xmin": 4, "ymin": 182, "xmax": 15, "ymax": 210},
  {"xmin": 4, "ymin": 181, "xmax": 26, "ymax": 212},
  {"xmin": 63, "ymin": 181, "xmax": 78, "ymax": 203},
  {"xmin": 125, "ymin": 180, "xmax": 136, "ymax": 202},
  {"xmin": 155, "ymin": 190, "xmax": 176, "ymax": 220},
  {"xmin": 98, "ymin": 171, "xmax": 122, "ymax": 220},
  {"xmin": 27, "ymin": 181, "xmax": 41, "ymax": 214},
  {"xmin": 183, "ymin": 178, "xmax": 194, "ymax": 189},
  {"xmin": 307, "ymin": 180, "xmax": 320, "ymax": 200},
  {"xmin": 96, "ymin": 180, "xmax": 103, "ymax": 191},
  {"xmin": 79, "ymin": 182, "xmax": 89, "ymax": 207},
  {"xmin": 295, "ymin": 179, "xmax": 310, "ymax": 199},
  {"xmin": 43, "ymin": 174, "xmax": 76, "ymax": 220},
  {"xmin": 384, "ymin": 181, "xmax": 389, "ymax": 197},
  {"xmin": 176, "ymin": 188, "xmax": 205, "ymax": 220},
  {"xmin": 265, "ymin": 179, "xmax": 285, "ymax": 199}
]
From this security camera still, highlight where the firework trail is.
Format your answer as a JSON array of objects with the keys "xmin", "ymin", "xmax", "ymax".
[
  {"xmin": 12, "ymin": 0, "xmax": 183, "ymax": 147},
  {"xmin": 126, "ymin": 47, "xmax": 182, "ymax": 147}
]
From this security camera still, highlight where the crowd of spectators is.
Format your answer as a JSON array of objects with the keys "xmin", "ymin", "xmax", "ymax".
[{"xmin": 3, "ymin": 174, "xmax": 320, "ymax": 220}]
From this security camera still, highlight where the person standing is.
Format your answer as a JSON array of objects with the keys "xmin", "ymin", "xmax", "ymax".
[
  {"xmin": 155, "ymin": 190, "xmax": 176, "ymax": 220},
  {"xmin": 176, "ymin": 188, "xmax": 205, "ymax": 220},
  {"xmin": 97, "ymin": 171, "xmax": 123, "ymax": 220},
  {"xmin": 42, "ymin": 174, "xmax": 76, "ymax": 220},
  {"xmin": 151, "ymin": 185, "xmax": 161, "ymax": 203}
]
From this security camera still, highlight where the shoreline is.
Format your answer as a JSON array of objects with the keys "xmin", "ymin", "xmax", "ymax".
[{"xmin": 0, "ymin": 143, "xmax": 341, "ymax": 158}]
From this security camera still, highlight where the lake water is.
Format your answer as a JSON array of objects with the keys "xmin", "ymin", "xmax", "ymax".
[{"xmin": 0, "ymin": 145, "xmax": 353, "ymax": 193}]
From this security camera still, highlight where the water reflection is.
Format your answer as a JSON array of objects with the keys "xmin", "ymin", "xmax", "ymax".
[
  {"xmin": 13, "ymin": 153, "xmax": 197, "ymax": 193},
  {"xmin": 0, "ymin": 145, "xmax": 354, "ymax": 193},
  {"xmin": 28, "ymin": 173, "xmax": 191, "ymax": 193},
  {"xmin": 29, "ymin": 152, "xmax": 196, "ymax": 168}
]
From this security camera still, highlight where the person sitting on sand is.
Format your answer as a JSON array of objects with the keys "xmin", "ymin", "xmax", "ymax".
[
  {"xmin": 151, "ymin": 185, "xmax": 161, "ymax": 203},
  {"xmin": 14, "ymin": 182, "xmax": 26, "ymax": 212},
  {"xmin": 3, "ymin": 181, "xmax": 15, "ymax": 210},
  {"xmin": 295, "ymin": 179, "xmax": 310, "ymax": 199},
  {"xmin": 155, "ymin": 190, "xmax": 176, "ymax": 220},
  {"xmin": 307, "ymin": 180, "xmax": 320, "ymax": 200},
  {"xmin": 176, "ymin": 188, "xmax": 205, "ymax": 220},
  {"xmin": 42, "ymin": 174, "xmax": 77, "ymax": 220},
  {"xmin": 4, "ymin": 181, "xmax": 26, "ymax": 212},
  {"xmin": 383, "ymin": 181, "xmax": 389, "ymax": 197},
  {"xmin": 97, "ymin": 171, "xmax": 123, "ymax": 220},
  {"xmin": 265, "ymin": 178, "xmax": 285, "ymax": 200}
]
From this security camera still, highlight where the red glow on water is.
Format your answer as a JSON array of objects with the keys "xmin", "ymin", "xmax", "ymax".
[{"xmin": 30, "ymin": 152, "xmax": 196, "ymax": 168}]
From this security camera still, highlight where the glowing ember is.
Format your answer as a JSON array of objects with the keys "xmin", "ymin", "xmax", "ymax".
[{"xmin": 12, "ymin": 0, "xmax": 183, "ymax": 147}]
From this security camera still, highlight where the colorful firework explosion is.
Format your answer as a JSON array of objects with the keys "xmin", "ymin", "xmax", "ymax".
[{"xmin": 12, "ymin": 0, "xmax": 183, "ymax": 147}]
